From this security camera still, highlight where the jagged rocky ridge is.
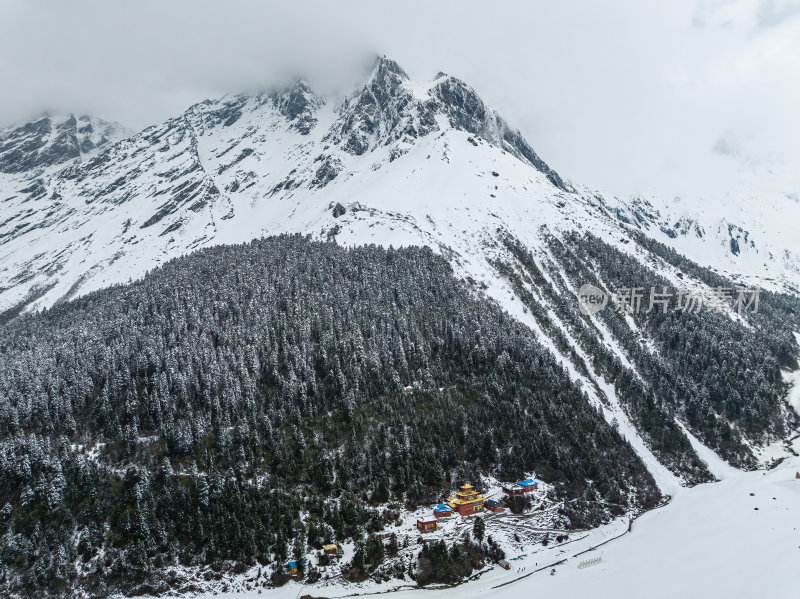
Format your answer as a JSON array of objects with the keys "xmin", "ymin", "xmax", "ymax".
[
  {"xmin": 0, "ymin": 114, "xmax": 130, "ymax": 174},
  {"xmin": 0, "ymin": 57, "xmax": 571, "ymax": 315}
]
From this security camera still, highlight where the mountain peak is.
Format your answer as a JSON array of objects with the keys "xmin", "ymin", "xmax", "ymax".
[
  {"xmin": 0, "ymin": 113, "xmax": 130, "ymax": 174},
  {"xmin": 428, "ymin": 75, "xmax": 570, "ymax": 191},
  {"xmin": 271, "ymin": 79, "xmax": 323, "ymax": 135},
  {"xmin": 310, "ymin": 58, "xmax": 568, "ymax": 188},
  {"xmin": 369, "ymin": 55, "xmax": 409, "ymax": 82},
  {"xmin": 324, "ymin": 56, "xmax": 427, "ymax": 155},
  {"xmin": 359, "ymin": 55, "xmax": 411, "ymax": 102}
]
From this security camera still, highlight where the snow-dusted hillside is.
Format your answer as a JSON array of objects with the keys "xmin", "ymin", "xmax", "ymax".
[
  {"xmin": 1, "ymin": 56, "xmax": 798, "ymax": 484},
  {"xmin": 1, "ymin": 57, "xmax": 799, "ymax": 599}
]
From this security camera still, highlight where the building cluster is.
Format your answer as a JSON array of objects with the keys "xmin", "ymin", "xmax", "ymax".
[
  {"xmin": 286, "ymin": 544, "xmax": 342, "ymax": 576},
  {"xmin": 416, "ymin": 479, "xmax": 540, "ymax": 532},
  {"xmin": 288, "ymin": 478, "xmax": 544, "ymax": 573}
]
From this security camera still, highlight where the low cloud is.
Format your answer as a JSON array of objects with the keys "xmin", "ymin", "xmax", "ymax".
[{"xmin": 0, "ymin": 0, "xmax": 797, "ymax": 200}]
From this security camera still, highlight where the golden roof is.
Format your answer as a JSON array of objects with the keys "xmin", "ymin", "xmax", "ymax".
[{"xmin": 447, "ymin": 493, "xmax": 487, "ymax": 507}]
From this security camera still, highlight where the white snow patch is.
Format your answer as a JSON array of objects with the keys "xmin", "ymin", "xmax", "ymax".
[{"xmin": 674, "ymin": 419, "xmax": 738, "ymax": 481}]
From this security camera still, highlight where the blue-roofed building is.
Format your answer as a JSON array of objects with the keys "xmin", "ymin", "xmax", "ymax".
[
  {"xmin": 287, "ymin": 560, "xmax": 306, "ymax": 575},
  {"xmin": 433, "ymin": 503, "xmax": 453, "ymax": 518},
  {"xmin": 515, "ymin": 479, "xmax": 538, "ymax": 492}
]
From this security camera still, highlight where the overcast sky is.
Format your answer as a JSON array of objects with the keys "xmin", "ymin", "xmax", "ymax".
[{"xmin": 1, "ymin": 0, "xmax": 799, "ymax": 200}]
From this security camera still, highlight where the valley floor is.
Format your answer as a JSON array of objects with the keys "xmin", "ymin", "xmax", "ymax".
[{"xmin": 174, "ymin": 441, "xmax": 800, "ymax": 599}]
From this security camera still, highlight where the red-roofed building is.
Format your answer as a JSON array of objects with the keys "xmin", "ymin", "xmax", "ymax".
[
  {"xmin": 484, "ymin": 499, "xmax": 505, "ymax": 513},
  {"xmin": 417, "ymin": 517, "xmax": 437, "ymax": 532}
]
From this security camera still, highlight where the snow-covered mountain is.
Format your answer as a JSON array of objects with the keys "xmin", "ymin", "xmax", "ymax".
[
  {"xmin": 2, "ymin": 58, "xmax": 797, "ymax": 319},
  {"xmin": 0, "ymin": 57, "xmax": 798, "ymax": 486},
  {"xmin": 0, "ymin": 113, "xmax": 131, "ymax": 174},
  {"xmin": 0, "ymin": 58, "xmax": 571, "ymax": 311},
  {"xmin": 1, "ymin": 57, "xmax": 796, "ymax": 314},
  {"xmin": 606, "ymin": 187, "xmax": 800, "ymax": 295}
]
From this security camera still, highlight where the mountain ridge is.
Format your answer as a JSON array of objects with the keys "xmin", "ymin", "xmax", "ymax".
[{"xmin": 0, "ymin": 113, "xmax": 131, "ymax": 174}]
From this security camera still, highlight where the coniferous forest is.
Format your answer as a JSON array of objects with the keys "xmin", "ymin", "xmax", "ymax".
[
  {"xmin": 493, "ymin": 230, "xmax": 799, "ymax": 480},
  {"xmin": 0, "ymin": 235, "xmax": 659, "ymax": 597},
  {"xmin": 551, "ymin": 231, "xmax": 799, "ymax": 465}
]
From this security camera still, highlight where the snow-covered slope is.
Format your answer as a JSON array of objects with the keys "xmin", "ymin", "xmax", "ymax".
[
  {"xmin": 603, "ymin": 186, "xmax": 800, "ymax": 294},
  {"xmin": 0, "ymin": 57, "xmax": 798, "ymax": 482}
]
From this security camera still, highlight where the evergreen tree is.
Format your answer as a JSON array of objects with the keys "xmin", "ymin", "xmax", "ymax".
[{"xmin": 473, "ymin": 516, "xmax": 485, "ymax": 544}]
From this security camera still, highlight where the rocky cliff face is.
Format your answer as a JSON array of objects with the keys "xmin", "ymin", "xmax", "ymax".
[{"xmin": 0, "ymin": 114, "xmax": 130, "ymax": 173}]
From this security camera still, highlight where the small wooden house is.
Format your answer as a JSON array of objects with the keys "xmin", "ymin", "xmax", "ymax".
[
  {"xmin": 323, "ymin": 544, "xmax": 339, "ymax": 555},
  {"xmin": 484, "ymin": 499, "xmax": 505, "ymax": 513},
  {"xmin": 373, "ymin": 530, "xmax": 392, "ymax": 540},
  {"xmin": 417, "ymin": 516, "xmax": 437, "ymax": 532},
  {"xmin": 287, "ymin": 560, "xmax": 306, "ymax": 575},
  {"xmin": 498, "ymin": 559, "xmax": 511, "ymax": 570}
]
